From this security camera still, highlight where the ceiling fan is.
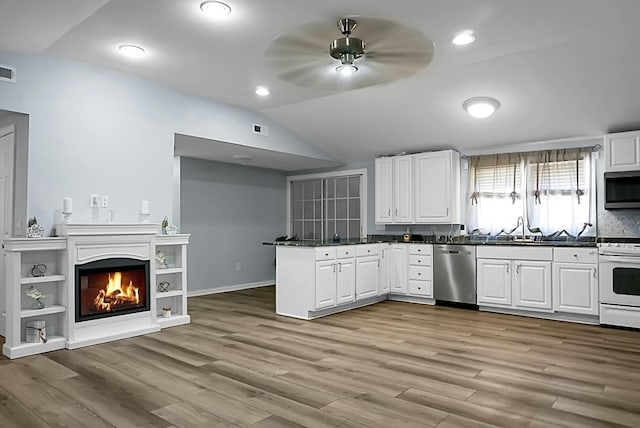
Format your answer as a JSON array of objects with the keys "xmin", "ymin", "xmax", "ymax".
[{"xmin": 264, "ymin": 17, "xmax": 435, "ymax": 91}]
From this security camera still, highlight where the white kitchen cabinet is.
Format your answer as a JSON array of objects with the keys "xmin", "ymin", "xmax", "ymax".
[
  {"xmin": 552, "ymin": 247, "xmax": 598, "ymax": 316},
  {"xmin": 605, "ymin": 131, "xmax": 640, "ymax": 172},
  {"xmin": 336, "ymin": 258, "xmax": 356, "ymax": 305},
  {"xmin": 413, "ymin": 150, "xmax": 461, "ymax": 224},
  {"xmin": 379, "ymin": 245, "xmax": 390, "ymax": 295},
  {"xmin": 374, "ymin": 157, "xmax": 393, "ymax": 223},
  {"xmin": 356, "ymin": 255, "xmax": 380, "ymax": 300},
  {"xmin": 407, "ymin": 244, "xmax": 433, "ymax": 298},
  {"xmin": 389, "ymin": 244, "xmax": 407, "ymax": 293},
  {"xmin": 315, "ymin": 260, "xmax": 337, "ymax": 309},
  {"xmin": 477, "ymin": 259, "xmax": 512, "ymax": 306},
  {"xmin": 512, "ymin": 261, "xmax": 552, "ymax": 310},
  {"xmin": 374, "ymin": 155, "xmax": 413, "ymax": 224}
]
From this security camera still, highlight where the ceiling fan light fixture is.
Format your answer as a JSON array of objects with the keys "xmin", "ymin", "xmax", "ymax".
[
  {"xmin": 463, "ymin": 97, "xmax": 500, "ymax": 118},
  {"xmin": 200, "ymin": 1, "xmax": 231, "ymax": 18},
  {"xmin": 118, "ymin": 44, "xmax": 146, "ymax": 58},
  {"xmin": 452, "ymin": 30, "xmax": 476, "ymax": 46},
  {"xmin": 336, "ymin": 64, "xmax": 358, "ymax": 76}
]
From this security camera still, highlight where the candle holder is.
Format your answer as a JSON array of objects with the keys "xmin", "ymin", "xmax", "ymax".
[{"xmin": 140, "ymin": 212, "xmax": 150, "ymax": 223}]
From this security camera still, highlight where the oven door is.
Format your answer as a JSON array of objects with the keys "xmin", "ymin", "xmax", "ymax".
[{"xmin": 599, "ymin": 255, "xmax": 640, "ymax": 306}]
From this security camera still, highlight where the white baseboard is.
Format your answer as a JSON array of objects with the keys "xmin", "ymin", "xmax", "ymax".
[{"xmin": 187, "ymin": 280, "xmax": 274, "ymax": 297}]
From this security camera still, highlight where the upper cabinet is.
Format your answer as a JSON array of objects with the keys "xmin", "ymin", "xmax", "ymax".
[
  {"xmin": 375, "ymin": 155, "xmax": 413, "ymax": 224},
  {"xmin": 375, "ymin": 150, "xmax": 460, "ymax": 225},
  {"xmin": 605, "ymin": 131, "xmax": 640, "ymax": 172},
  {"xmin": 414, "ymin": 150, "xmax": 461, "ymax": 224}
]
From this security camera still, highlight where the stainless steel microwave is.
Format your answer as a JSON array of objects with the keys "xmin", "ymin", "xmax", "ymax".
[{"xmin": 605, "ymin": 171, "xmax": 640, "ymax": 209}]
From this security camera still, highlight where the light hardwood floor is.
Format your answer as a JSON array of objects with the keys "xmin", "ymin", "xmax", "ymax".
[{"xmin": 2, "ymin": 286, "xmax": 640, "ymax": 427}]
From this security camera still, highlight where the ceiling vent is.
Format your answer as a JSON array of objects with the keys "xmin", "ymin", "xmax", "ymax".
[{"xmin": 0, "ymin": 65, "xmax": 16, "ymax": 83}]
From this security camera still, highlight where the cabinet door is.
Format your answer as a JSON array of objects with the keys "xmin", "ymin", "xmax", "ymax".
[
  {"xmin": 390, "ymin": 244, "xmax": 407, "ymax": 294},
  {"xmin": 336, "ymin": 259, "xmax": 356, "ymax": 305},
  {"xmin": 414, "ymin": 151, "xmax": 451, "ymax": 223},
  {"xmin": 477, "ymin": 259, "xmax": 511, "ymax": 306},
  {"xmin": 393, "ymin": 156, "xmax": 413, "ymax": 223},
  {"xmin": 375, "ymin": 158, "xmax": 393, "ymax": 223},
  {"xmin": 513, "ymin": 261, "xmax": 552, "ymax": 310},
  {"xmin": 315, "ymin": 261, "xmax": 336, "ymax": 309},
  {"xmin": 606, "ymin": 133, "xmax": 640, "ymax": 172},
  {"xmin": 379, "ymin": 246, "xmax": 390, "ymax": 295},
  {"xmin": 356, "ymin": 255, "xmax": 380, "ymax": 300},
  {"xmin": 552, "ymin": 263, "xmax": 598, "ymax": 315}
]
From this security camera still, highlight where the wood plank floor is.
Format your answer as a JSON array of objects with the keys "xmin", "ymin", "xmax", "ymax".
[{"xmin": 2, "ymin": 286, "xmax": 640, "ymax": 427}]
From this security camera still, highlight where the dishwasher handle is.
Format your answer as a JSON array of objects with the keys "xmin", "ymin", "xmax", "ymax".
[{"xmin": 435, "ymin": 247, "xmax": 473, "ymax": 256}]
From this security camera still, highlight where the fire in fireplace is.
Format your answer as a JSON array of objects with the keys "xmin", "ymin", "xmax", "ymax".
[{"xmin": 75, "ymin": 258, "xmax": 150, "ymax": 322}]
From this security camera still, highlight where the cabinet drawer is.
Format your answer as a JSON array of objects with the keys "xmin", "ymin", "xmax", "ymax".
[
  {"xmin": 408, "ymin": 244, "xmax": 432, "ymax": 256},
  {"xmin": 553, "ymin": 247, "xmax": 598, "ymax": 263},
  {"xmin": 408, "ymin": 280, "xmax": 432, "ymax": 296},
  {"xmin": 409, "ymin": 254, "xmax": 431, "ymax": 266},
  {"xmin": 356, "ymin": 245, "xmax": 379, "ymax": 257},
  {"xmin": 476, "ymin": 246, "xmax": 552, "ymax": 261},
  {"xmin": 337, "ymin": 246, "xmax": 355, "ymax": 259},
  {"xmin": 315, "ymin": 247, "xmax": 336, "ymax": 261},
  {"xmin": 409, "ymin": 265, "xmax": 432, "ymax": 281}
]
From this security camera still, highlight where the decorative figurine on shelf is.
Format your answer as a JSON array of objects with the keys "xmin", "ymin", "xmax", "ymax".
[
  {"xmin": 161, "ymin": 216, "xmax": 178, "ymax": 235},
  {"xmin": 25, "ymin": 285, "xmax": 46, "ymax": 309},
  {"xmin": 30, "ymin": 264, "xmax": 47, "ymax": 277},
  {"xmin": 26, "ymin": 217, "xmax": 45, "ymax": 238},
  {"xmin": 157, "ymin": 281, "xmax": 170, "ymax": 292},
  {"xmin": 156, "ymin": 250, "xmax": 168, "ymax": 269}
]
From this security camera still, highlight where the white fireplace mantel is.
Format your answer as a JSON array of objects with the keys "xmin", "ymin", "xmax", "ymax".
[{"xmin": 57, "ymin": 223, "xmax": 160, "ymax": 237}]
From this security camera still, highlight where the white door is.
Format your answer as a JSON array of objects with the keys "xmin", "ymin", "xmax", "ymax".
[
  {"xmin": 477, "ymin": 259, "xmax": 511, "ymax": 306},
  {"xmin": 378, "ymin": 247, "xmax": 390, "ymax": 295},
  {"xmin": 553, "ymin": 263, "xmax": 598, "ymax": 315},
  {"xmin": 390, "ymin": 244, "xmax": 407, "ymax": 294},
  {"xmin": 336, "ymin": 258, "xmax": 356, "ymax": 304},
  {"xmin": 414, "ymin": 151, "xmax": 450, "ymax": 223},
  {"xmin": 513, "ymin": 261, "xmax": 552, "ymax": 310},
  {"xmin": 0, "ymin": 125, "xmax": 14, "ymax": 239},
  {"xmin": 356, "ymin": 255, "xmax": 380, "ymax": 300},
  {"xmin": 375, "ymin": 158, "xmax": 393, "ymax": 223},
  {"xmin": 315, "ymin": 261, "xmax": 336, "ymax": 309},
  {"xmin": 392, "ymin": 156, "xmax": 413, "ymax": 223}
]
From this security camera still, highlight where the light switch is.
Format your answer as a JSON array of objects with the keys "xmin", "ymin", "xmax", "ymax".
[
  {"xmin": 100, "ymin": 195, "xmax": 109, "ymax": 208},
  {"xmin": 91, "ymin": 194, "xmax": 100, "ymax": 208}
]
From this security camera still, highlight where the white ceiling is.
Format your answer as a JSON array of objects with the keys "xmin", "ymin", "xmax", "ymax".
[{"xmin": 3, "ymin": 0, "xmax": 640, "ymax": 168}]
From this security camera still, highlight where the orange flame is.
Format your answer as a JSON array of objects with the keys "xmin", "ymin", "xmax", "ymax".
[{"xmin": 93, "ymin": 272, "xmax": 140, "ymax": 312}]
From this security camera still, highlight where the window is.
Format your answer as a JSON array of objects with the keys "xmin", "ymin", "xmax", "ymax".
[
  {"xmin": 468, "ymin": 148, "xmax": 595, "ymax": 237},
  {"xmin": 288, "ymin": 170, "xmax": 367, "ymax": 240}
]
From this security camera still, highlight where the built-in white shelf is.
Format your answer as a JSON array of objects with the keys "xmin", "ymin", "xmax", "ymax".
[
  {"xmin": 2, "ymin": 336, "xmax": 67, "ymax": 359},
  {"xmin": 156, "ymin": 314, "xmax": 191, "ymax": 328},
  {"xmin": 156, "ymin": 290, "xmax": 183, "ymax": 299},
  {"xmin": 20, "ymin": 274, "xmax": 66, "ymax": 285},
  {"xmin": 20, "ymin": 304, "xmax": 66, "ymax": 318},
  {"xmin": 156, "ymin": 267, "xmax": 183, "ymax": 275}
]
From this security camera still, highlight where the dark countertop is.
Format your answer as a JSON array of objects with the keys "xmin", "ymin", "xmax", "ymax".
[{"xmin": 263, "ymin": 235, "xmax": 598, "ymax": 248}]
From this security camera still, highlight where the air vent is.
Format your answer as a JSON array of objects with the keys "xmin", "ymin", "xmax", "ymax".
[
  {"xmin": 252, "ymin": 123, "xmax": 269, "ymax": 136},
  {"xmin": 0, "ymin": 65, "xmax": 16, "ymax": 83}
]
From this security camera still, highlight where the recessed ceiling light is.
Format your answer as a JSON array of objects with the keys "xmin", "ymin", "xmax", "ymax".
[
  {"xmin": 200, "ymin": 1, "xmax": 231, "ymax": 18},
  {"xmin": 463, "ymin": 97, "xmax": 500, "ymax": 119},
  {"xmin": 255, "ymin": 86, "xmax": 270, "ymax": 96},
  {"xmin": 118, "ymin": 44, "xmax": 146, "ymax": 58},
  {"xmin": 452, "ymin": 30, "xmax": 476, "ymax": 46},
  {"xmin": 336, "ymin": 64, "xmax": 358, "ymax": 77}
]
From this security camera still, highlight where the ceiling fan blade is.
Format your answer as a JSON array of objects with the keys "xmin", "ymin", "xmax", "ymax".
[{"xmin": 264, "ymin": 16, "xmax": 435, "ymax": 91}]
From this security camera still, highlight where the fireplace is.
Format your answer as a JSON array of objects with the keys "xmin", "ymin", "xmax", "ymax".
[{"xmin": 75, "ymin": 258, "xmax": 150, "ymax": 322}]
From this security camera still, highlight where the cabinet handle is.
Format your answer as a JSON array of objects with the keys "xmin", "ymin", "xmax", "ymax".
[
  {"xmin": 395, "ymin": 208, "xmax": 398, "ymax": 216},
  {"xmin": 333, "ymin": 263, "xmax": 336, "ymax": 273},
  {"xmin": 377, "ymin": 259, "xmax": 380, "ymax": 268},
  {"xmin": 418, "ymin": 260, "xmax": 421, "ymax": 263},
  {"xmin": 417, "ymin": 272, "xmax": 421, "ymax": 276},
  {"xmin": 388, "ymin": 208, "xmax": 391, "ymax": 216},
  {"xmin": 506, "ymin": 264, "xmax": 509, "ymax": 273},
  {"xmin": 446, "ymin": 207, "xmax": 449, "ymax": 216},
  {"xmin": 516, "ymin": 264, "xmax": 521, "ymax": 274},
  {"xmin": 593, "ymin": 267, "xmax": 597, "ymax": 278},
  {"xmin": 573, "ymin": 254, "xmax": 578, "ymax": 258},
  {"xmin": 381, "ymin": 249, "xmax": 385, "ymax": 258},
  {"xmin": 339, "ymin": 262, "xmax": 342, "ymax": 272}
]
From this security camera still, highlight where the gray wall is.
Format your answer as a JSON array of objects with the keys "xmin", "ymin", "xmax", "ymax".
[
  {"xmin": 0, "ymin": 52, "xmax": 334, "ymax": 234},
  {"xmin": 180, "ymin": 157, "xmax": 286, "ymax": 293},
  {"xmin": 0, "ymin": 111, "xmax": 28, "ymax": 237}
]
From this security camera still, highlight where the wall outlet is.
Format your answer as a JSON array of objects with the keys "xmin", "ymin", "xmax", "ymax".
[
  {"xmin": 235, "ymin": 262, "xmax": 241, "ymax": 271},
  {"xmin": 90, "ymin": 194, "xmax": 100, "ymax": 208},
  {"xmin": 100, "ymin": 195, "xmax": 109, "ymax": 208}
]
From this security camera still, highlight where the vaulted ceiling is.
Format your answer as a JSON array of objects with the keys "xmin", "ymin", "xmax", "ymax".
[{"xmin": 2, "ymin": 0, "xmax": 640, "ymax": 165}]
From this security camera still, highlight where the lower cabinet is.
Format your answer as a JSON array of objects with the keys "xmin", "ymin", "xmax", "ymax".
[
  {"xmin": 390, "ymin": 244, "xmax": 407, "ymax": 293},
  {"xmin": 315, "ymin": 260, "xmax": 337, "ymax": 310},
  {"xmin": 356, "ymin": 255, "xmax": 380, "ymax": 300},
  {"xmin": 512, "ymin": 261, "xmax": 552, "ymax": 310},
  {"xmin": 336, "ymin": 258, "xmax": 356, "ymax": 305},
  {"xmin": 379, "ymin": 246, "xmax": 391, "ymax": 295},
  {"xmin": 552, "ymin": 262, "xmax": 598, "ymax": 315},
  {"xmin": 477, "ymin": 259, "xmax": 511, "ymax": 306}
]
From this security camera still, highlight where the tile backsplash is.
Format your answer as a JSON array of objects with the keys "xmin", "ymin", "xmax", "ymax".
[{"xmin": 598, "ymin": 209, "xmax": 640, "ymax": 238}]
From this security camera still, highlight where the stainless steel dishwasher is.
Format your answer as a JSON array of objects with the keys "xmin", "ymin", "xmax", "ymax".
[{"xmin": 434, "ymin": 244, "xmax": 477, "ymax": 305}]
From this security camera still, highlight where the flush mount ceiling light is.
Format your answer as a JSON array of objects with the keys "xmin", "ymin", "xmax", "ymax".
[
  {"xmin": 463, "ymin": 97, "xmax": 500, "ymax": 118},
  {"xmin": 330, "ymin": 18, "xmax": 365, "ymax": 77},
  {"xmin": 118, "ymin": 44, "xmax": 146, "ymax": 58},
  {"xmin": 200, "ymin": 1, "xmax": 231, "ymax": 18},
  {"xmin": 255, "ymin": 86, "xmax": 270, "ymax": 96},
  {"xmin": 452, "ymin": 30, "xmax": 476, "ymax": 46},
  {"xmin": 232, "ymin": 154, "xmax": 252, "ymax": 165}
]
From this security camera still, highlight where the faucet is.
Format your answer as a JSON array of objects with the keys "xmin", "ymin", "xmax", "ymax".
[{"xmin": 516, "ymin": 216, "xmax": 525, "ymax": 240}]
